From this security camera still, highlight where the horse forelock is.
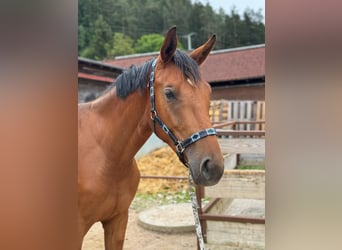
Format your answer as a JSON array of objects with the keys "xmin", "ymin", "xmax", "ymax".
[{"xmin": 173, "ymin": 50, "xmax": 201, "ymax": 84}]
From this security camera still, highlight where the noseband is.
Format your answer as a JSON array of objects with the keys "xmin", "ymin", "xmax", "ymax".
[{"xmin": 149, "ymin": 58, "xmax": 217, "ymax": 168}]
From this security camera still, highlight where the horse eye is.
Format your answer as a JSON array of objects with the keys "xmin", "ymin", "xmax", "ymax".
[{"xmin": 164, "ymin": 89, "xmax": 176, "ymax": 100}]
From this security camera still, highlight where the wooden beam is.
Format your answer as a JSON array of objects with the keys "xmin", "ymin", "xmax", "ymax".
[
  {"xmin": 140, "ymin": 175, "xmax": 187, "ymax": 180},
  {"xmin": 218, "ymin": 138, "xmax": 265, "ymax": 154},
  {"xmin": 205, "ymin": 170, "xmax": 265, "ymax": 200},
  {"xmin": 200, "ymin": 214, "xmax": 265, "ymax": 224},
  {"xmin": 216, "ymin": 130, "xmax": 265, "ymax": 137}
]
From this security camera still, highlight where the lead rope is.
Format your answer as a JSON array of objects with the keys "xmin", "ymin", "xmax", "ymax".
[{"xmin": 188, "ymin": 173, "xmax": 207, "ymax": 250}]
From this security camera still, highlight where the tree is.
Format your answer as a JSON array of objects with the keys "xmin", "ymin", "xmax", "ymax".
[
  {"xmin": 78, "ymin": 24, "xmax": 88, "ymax": 53},
  {"xmin": 78, "ymin": 0, "xmax": 265, "ymax": 59},
  {"xmin": 80, "ymin": 14, "xmax": 112, "ymax": 60},
  {"xmin": 134, "ymin": 34, "xmax": 164, "ymax": 53},
  {"xmin": 105, "ymin": 32, "xmax": 135, "ymax": 58},
  {"xmin": 222, "ymin": 8, "xmax": 242, "ymax": 48}
]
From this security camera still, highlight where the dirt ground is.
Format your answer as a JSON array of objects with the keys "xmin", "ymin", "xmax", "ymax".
[
  {"xmin": 82, "ymin": 147, "xmax": 197, "ymax": 249},
  {"xmin": 82, "ymin": 209, "xmax": 197, "ymax": 250}
]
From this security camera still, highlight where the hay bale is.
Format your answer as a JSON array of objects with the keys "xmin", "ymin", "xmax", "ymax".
[{"xmin": 136, "ymin": 147, "xmax": 189, "ymax": 194}]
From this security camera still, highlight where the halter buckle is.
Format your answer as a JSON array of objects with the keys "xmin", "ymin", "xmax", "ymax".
[
  {"xmin": 176, "ymin": 142, "xmax": 185, "ymax": 154},
  {"xmin": 150, "ymin": 110, "xmax": 157, "ymax": 120}
]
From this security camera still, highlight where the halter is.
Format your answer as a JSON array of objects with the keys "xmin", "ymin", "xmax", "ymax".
[{"xmin": 149, "ymin": 58, "xmax": 217, "ymax": 168}]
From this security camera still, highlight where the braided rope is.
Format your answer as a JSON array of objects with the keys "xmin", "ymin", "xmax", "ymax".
[{"xmin": 189, "ymin": 173, "xmax": 207, "ymax": 250}]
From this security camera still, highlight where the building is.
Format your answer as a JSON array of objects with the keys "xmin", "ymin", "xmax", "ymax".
[
  {"xmin": 197, "ymin": 44, "xmax": 264, "ymax": 100},
  {"xmin": 78, "ymin": 44, "xmax": 265, "ymax": 102},
  {"xmin": 78, "ymin": 57, "xmax": 123, "ymax": 103}
]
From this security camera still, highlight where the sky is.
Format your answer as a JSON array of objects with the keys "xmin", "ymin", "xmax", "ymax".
[{"xmin": 194, "ymin": 0, "xmax": 265, "ymax": 23}]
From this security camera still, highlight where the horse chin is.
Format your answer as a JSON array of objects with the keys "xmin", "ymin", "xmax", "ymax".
[{"xmin": 190, "ymin": 172, "xmax": 222, "ymax": 186}]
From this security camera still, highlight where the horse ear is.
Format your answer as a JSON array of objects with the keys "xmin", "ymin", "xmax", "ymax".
[
  {"xmin": 160, "ymin": 26, "xmax": 178, "ymax": 64},
  {"xmin": 190, "ymin": 34, "xmax": 216, "ymax": 65}
]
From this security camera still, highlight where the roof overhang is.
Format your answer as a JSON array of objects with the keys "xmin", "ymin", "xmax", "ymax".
[{"xmin": 78, "ymin": 57, "xmax": 124, "ymax": 79}]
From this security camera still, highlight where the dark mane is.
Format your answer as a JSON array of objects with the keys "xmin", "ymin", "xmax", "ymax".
[
  {"xmin": 115, "ymin": 58, "xmax": 154, "ymax": 98},
  {"xmin": 115, "ymin": 49, "xmax": 201, "ymax": 99}
]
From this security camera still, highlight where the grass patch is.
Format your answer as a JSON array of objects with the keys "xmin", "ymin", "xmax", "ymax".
[
  {"xmin": 130, "ymin": 190, "xmax": 210, "ymax": 212},
  {"xmin": 236, "ymin": 165, "xmax": 265, "ymax": 170},
  {"xmin": 130, "ymin": 190, "xmax": 192, "ymax": 212}
]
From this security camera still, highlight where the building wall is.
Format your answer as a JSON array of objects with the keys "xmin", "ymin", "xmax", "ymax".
[
  {"xmin": 211, "ymin": 84, "xmax": 265, "ymax": 101},
  {"xmin": 78, "ymin": 80, "xmax": 265, "ymax": 103},
  {"xmin": 78, "ymin": 80, "xmax": 111, "ymax": 103}
]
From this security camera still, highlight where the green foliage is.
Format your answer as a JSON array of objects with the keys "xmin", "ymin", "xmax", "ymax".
[
  {"xmin": 105, "ymin": 32, "xmax": 135, "ymax": 58},
  {"xmin": 80, "ymin": 14, "xmax": 112, "ymax": 60},
  {"xmin": 134, "ymin": 34, "xmax": 164, "ymax": 53},
  {"xmin": 78, "ymin": 0, "xmax": 265, "ymax": 60},
  {"xmin": 78, "ymin": 25, "xmax": 87, "ymax": 53}
]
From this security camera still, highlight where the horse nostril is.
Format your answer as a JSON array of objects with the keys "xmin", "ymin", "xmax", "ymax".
[
  {"xmin": 194, "ymin": 156, "xmax": 224, "ymax": 186},
  {"xmin": 200, "ymin": 157, "xmax": 212, "ymax": 178}
]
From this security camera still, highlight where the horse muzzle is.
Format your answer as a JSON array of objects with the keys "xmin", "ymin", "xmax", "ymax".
[{"xmin": 188, "ymin": 153, "xmax": 224, "ymax": 186}]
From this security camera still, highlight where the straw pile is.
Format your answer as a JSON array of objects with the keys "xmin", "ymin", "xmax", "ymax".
[{"xmin": 136, "ymin": 147, "xmax": 189, "ymax": 194}]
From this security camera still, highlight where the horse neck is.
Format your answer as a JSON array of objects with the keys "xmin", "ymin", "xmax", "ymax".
[{"xmin": 93, "ymin": 87, "xmax": 152, "ymax": 164}]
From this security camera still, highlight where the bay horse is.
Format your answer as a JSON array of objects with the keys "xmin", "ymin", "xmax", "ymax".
[{"xmin": 78, "ymin": 26, "xmax": 224, "ymax": 249}]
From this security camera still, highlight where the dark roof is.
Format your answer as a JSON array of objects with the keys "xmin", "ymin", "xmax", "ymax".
[
  {"xmin": 78, "ymin": 57, "xmax": 124, "ymax": 81},
  {"xmin": 105, "ymin": 44, "xmax": 265, "ymax": 84},
  {"xmin": 105, "ymin": 52, "xmax": 159, "ymax": 70},
  {"xmin": 200, "ymin": 45, "xmax": 265, "ymax": 83},
  {"xmin": 78, "ymin": 45, "xmax": 265, "ymax": 85}
]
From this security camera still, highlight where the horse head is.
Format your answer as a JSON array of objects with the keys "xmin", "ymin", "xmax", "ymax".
[{"xmin": 150, "ymin": 26, "xmax": 224, "ymax": 186}]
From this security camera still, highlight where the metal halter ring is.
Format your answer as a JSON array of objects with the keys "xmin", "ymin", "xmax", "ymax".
[
  {"xmin": 176, "ymin": 142, "xmax": 185, "ymax": 154},
  {"xmin": 150, "ymin": 110, "xmax": 157, "ymax": 120}
]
